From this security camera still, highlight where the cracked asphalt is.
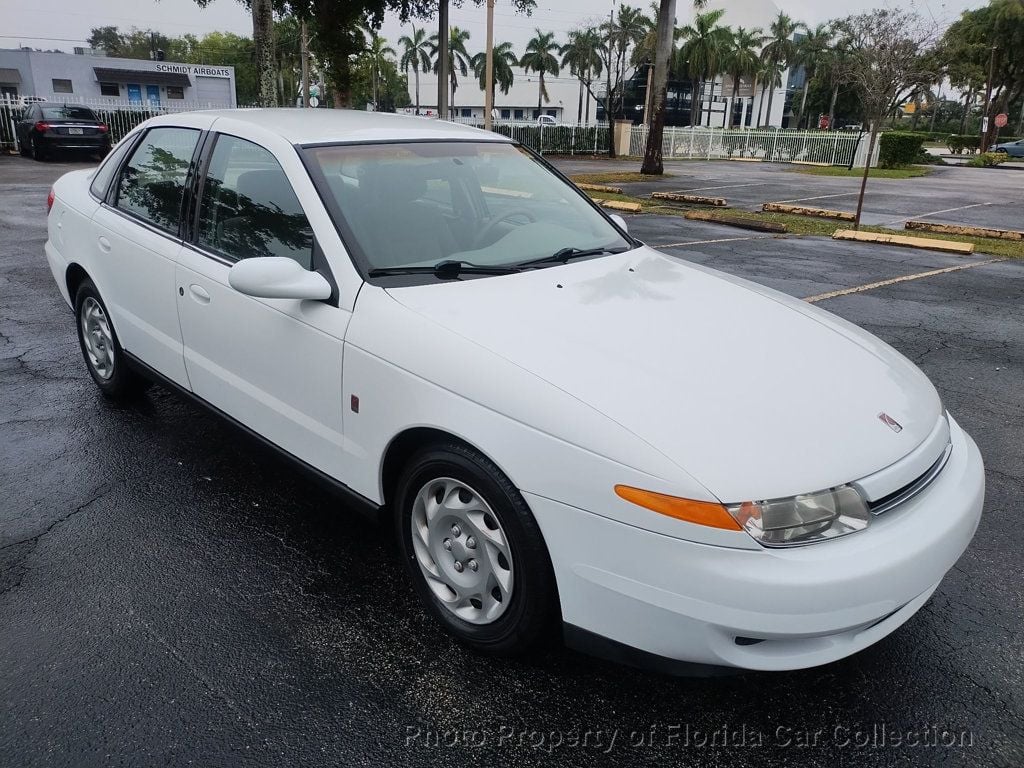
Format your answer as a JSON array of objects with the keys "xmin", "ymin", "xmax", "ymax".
[{"xmin": 2, "ymin": 154, "xmax": 1022, "ymax": 767}]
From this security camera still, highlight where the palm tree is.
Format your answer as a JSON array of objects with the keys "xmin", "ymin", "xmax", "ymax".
[
  {"xmin": 677, "ymin": 8, "xmax": 731, "ymax": 127},
  {"xmin": 429, "ymin": 26, "xmax": 471, "ymax": 117},
  {"xmin": 472, "ymin": 41, "xmax": 517, "ymax": 101},
  {"xmin": 560, "ymin": 29, "xmax": 605, "ymax": 123},
  {"xmin": 399, "ymin": 25, "xmax": 431, "ymax": 115},
  {"xmin": 759, "ymin": 12, "xmax": 800, "ymax": 127},
  {"xmin": 725, "ymin": 26, "xmax": 762, "ymax": 128},
  {"xmin": 365, "ymin": 33, "xmax": 396, "ymax": 110},
  {"xmin": 792, "ymin": 23, "xmax": 830, "ymax": 129},
  {"xmin": 756, "ymin": 59, "xmax": 783, "ymax": 128},
  {"xmin": 520, "ymin": 29, "xmax": 561, "ymax": 113}
]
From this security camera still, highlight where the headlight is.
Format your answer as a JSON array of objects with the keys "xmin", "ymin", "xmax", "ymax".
[{"xmin": 726, "ymin": 485, "xmax": 870, "ymax": 547}]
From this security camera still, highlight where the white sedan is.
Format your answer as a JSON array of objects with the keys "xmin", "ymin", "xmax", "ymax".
[{"xmin": 45, "ymin": 110, "xmax": 984, "ymax": 673}]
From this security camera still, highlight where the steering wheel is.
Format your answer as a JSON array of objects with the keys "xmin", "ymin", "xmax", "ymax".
[{"xmin": 474, "ymin": 209, "xmax": 537, "ymax": 248}]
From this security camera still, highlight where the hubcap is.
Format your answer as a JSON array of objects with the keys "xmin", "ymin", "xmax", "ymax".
[
  {"xmin": 410, "ymin": 477, "xmax": 514, "ymax": 625},
  {"xmin": 80, "ymin": 297, "xmax": 115, "ymax": 380}
]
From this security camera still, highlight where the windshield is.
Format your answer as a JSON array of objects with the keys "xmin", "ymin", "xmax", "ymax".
[
  {"xmin": 41, "ymin": 106, "xmax": 98, "ymax": 121},
  {"xmin": 304, "ymin": 141, "xmax": 632, "ymax": 277}
]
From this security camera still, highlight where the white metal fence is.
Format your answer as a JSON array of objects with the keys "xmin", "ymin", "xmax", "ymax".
[
  {"xmin": 629, "ymin": 125, "xmax": 881, "ymax": 168},
  {"xmin": 1, "ymin": 95, "xmax": 232, "ymax": 152},
  {"xmin": 1, "ymin": 97, "xmax": 877, "ymax": 168}
]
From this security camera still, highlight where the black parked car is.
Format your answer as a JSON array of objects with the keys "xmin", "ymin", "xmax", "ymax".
[{"xmin": 16, "ymin": 102, "xmax": 111, "ymax": 161}]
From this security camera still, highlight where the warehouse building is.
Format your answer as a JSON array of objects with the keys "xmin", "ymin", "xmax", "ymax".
[{"xmin": 0, "ymin": 48, "xmax": 236, "ymax": 107}]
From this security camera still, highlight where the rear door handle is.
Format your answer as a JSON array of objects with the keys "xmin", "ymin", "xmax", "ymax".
[
  {"xmin": 188, "ymin": 284, "xmax": 211, "ymax": 304},
  {"xmin": 97, "ymin": 236, "xmax": 111, "ymax": 252}
]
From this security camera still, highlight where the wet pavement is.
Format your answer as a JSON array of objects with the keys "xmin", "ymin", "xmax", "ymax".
[{"xmin": 1, "ymin": 154, "xmax": 1022, "ymax": 767}]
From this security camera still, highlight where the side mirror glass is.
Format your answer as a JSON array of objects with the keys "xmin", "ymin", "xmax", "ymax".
[{"xmin": 228, "ymin": 257, "xmax": 332, "ymax": 301}]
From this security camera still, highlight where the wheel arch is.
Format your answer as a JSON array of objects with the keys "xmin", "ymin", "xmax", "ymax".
[
  {"xmin": 379, "ymin": 427, "xmax": 512, "ymax": 508},
  {"xmin": 65, "ymin": 263, "xmax": 90, "ymax": 306}
]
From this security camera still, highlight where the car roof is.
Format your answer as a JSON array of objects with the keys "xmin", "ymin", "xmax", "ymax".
[{"xmin": 152, "ymin": 108, "xmax": 513, "ymax": 146}]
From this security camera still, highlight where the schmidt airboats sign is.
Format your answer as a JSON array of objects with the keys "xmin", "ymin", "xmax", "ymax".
[{"xmin": 154, "ymin": 63, "xmax": 232, "ymax": 79}]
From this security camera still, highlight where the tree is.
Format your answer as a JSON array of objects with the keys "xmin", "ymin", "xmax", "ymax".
[
  {"xmin": 472, "ymin": 41, "xmax": 517, "ymax": 98},
  {"xmin": 560, "ymin": 29, "xmax": 605, "ymax": 124},
  {"xmin": 833, "ymin": 9, "xmax": 938, "ymax": 227},
  {"xmin": 399, "ymin": 24, "xmax": 431, "ymax": 114},
  {"xmin": 430, "ymin": 26, "xmax": 472, "ymax": 116},
  {"xmin": 792, "ymin": 23, "xmax": 830, "ymax": 129},
  {"xmin": 940, "ymin": 0, "xmax": 1024, "ymax": 152},
  {"xmin": 758, "ymin": 12, "xmax": 800, "ymax": 127},
  {"xmin": 724, "ymin": 26, "xmax": 762, "ymax": 128},
  {"xmin": 365, "ymin": 32, "xmax": 396, "ymax": 109},
  {"xmin": 640, "ymin": 0, "xmax": 676, "ymax": 174},
  {"xmin": 677, "ymin": 8, "xmax": 730, "ymax": 127},
  {"xmin": 520, "ymin": 29, "xmax": 561, "ymax": 113}
]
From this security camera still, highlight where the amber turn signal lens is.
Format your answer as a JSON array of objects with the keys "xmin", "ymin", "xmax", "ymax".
[{"xmin": 614, "ymin": 485, "xmax": 742, "ymax": 531}]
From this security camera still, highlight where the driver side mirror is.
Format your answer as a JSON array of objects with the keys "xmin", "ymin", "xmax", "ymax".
[
  {"xmin": 228, "ymin": 257, "xmax": 332, "ymax": 301},
  {"xmin": 609, "ymin": 213, "xmax": 628, "ymax": 233}
]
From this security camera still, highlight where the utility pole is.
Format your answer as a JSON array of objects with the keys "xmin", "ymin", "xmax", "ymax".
[
  {"xmin": 484, "ymin": 0, "xmax": 495, "ymax": 130},
  {"xmin": 980, "ymin": 44, "xmax": 997, "ymax": 153},
  {"xmin": 437, "ymin": 0, "xmax": 450, "ymax": 119},
  {"xmin": 300, "ymin": 20, "xmax": 310, "ymax": 108}
]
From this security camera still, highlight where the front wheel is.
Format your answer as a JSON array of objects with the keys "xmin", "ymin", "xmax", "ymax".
[
  {"xmin": 394, "ymin": 442, "xmax": 559, "ymax": 655},
  {"xmin": 74, "ymin": 279, "xmax": 150, "ymax": 399}
]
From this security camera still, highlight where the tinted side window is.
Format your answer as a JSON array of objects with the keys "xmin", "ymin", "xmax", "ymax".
[
  {"xmin": 90, "ymin": 135, "xmax": 137, "ymax": 200},
  {"xmin": 115, "ymin": 127, "xmax": 200, "ymax": 233},
  {"xmin": 196, "ymin": 135, "xmax": 313, "ymax": 268}
]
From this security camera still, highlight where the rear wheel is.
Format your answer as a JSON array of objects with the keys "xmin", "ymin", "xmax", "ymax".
[
  {"xmin": 30, "ymin": 135, "xmax": 46, "ymax": 161},
  {"xmin": 74, "ymin": 279, "xmax": 149, "ymax": 399},
  {"xmin": 394, "ymin": 442, "xmax": 558, "ymax": 655}
]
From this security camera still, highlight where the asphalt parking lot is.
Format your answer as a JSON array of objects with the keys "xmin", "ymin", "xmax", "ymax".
[{"xmin": 2, "ymin": 154, "xmax": 1023, "ymax": 767}]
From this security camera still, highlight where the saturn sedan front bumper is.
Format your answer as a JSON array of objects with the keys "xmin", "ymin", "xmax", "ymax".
[{"xmin": 528, "ymin": 416, "xmax": 984, "ymax": 673}]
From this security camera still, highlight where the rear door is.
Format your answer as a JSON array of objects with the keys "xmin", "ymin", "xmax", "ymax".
[{"xmin": 90, "ymin": 125, "xmax": 201, "ymax": 387}]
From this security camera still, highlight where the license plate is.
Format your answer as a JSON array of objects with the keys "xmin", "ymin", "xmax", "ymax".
[{"xmin": 68, "ymin": 127, "xmax": 83, "ymax": 135}]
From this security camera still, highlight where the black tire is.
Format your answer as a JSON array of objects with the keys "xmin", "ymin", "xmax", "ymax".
[
  {"xmin": 394, "ymin": 442, "xmax": 559, "ymax": 655},
  {"xmin": 30, "ymin": 135, "xmax": 46, "ymax": 162},
  {"xmin": 18, "ymin": 136, "xmax": 30, "ymax": 157},
  {"xmin": 73, "ymin": 279, "xmax": 150, "ymax": 399}
]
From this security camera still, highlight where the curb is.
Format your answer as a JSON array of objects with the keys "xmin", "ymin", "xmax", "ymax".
[
  {"xmin": 833, "ymin": 229, "xmax": 975, "ymax": 255},
  {"xmin": 576, "ymin": 182, "xmax": 624, "ymax": 194},
  {"xmin": 763, "ymin": 203, "xmax": 856, "ymax": 221},
  {"xmin": 685, "ymin": 211, "xmax": 787, "ymax": 233},
  {"xmin": 591, "ymin": 197, "xmax": 642, "ymax": 213},
  {"xmin": 651, "ymin": 192, "xmax": 728, "ymax": 207},
  {"xmin": 906, "ymin": 221, "xmax": 1024, "ymax": 242}
]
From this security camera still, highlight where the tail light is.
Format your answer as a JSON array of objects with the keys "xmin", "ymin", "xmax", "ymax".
[
  {"xmin": 34, "ymin": 121, "xmax": 51, "ymax": 133},
  {"xmin": 47, "ymin": 187, "xmax": 55, "ymax": 214},
  {"xmin": 97, "ymin": 123, "xmax": 109, "ymax": 133}
]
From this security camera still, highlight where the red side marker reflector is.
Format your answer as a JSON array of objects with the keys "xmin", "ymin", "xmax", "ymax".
[{"xmin": 350, "ymin": 395, "xmax": 359, "ymax": 413}]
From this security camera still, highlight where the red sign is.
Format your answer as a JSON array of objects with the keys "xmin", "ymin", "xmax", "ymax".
[{"xmin": 995, "ymin": 113, "xmax": 1008, "ymax": 128}]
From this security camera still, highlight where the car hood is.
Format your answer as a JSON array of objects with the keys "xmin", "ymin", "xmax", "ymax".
[{"xmin": 385, "ymin": 248, "xmax": 942, "ymax": 501}]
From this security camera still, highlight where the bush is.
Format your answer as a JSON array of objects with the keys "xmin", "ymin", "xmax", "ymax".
[
  {"xmin": 967, "ymin": 152, "xmax": 1008, "ymax": 168},
  {"xmin": 946, "ymin": 134, "xmax": 981, "ymax": 154},
  {"xmin": 879, "ymin": 132, "xmax": 926, "ymax": 168}
]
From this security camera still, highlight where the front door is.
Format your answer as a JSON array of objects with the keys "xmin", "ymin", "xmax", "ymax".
[
  {"xmin": 146, "ymin": 85, "xmax": 160, "ymax": 106},
  {"xmin": 175, "ymin": 133, "xmax": 351, "ymax": 478},
  {"xmin": 91, "ymin": 125, "xmax": 200, "ymax": 387},
  {"xmin": 126, "ymin": 84, "xmax": 142, "ymax": 104}
]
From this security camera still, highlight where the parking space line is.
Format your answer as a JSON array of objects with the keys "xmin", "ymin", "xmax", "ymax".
[
  {"xmin": 772, "ymin": 192, "xmax": 857, "ymax": 204},
  {"xmin": 882, "ymin": 202, "xmax": 989, "ymax": 226},
  {"xmin": 653, "ymin": 235, "xmax": 774, "ymax": 249},
  {"xmin": 803, "ymin": 259, "xmax": 1004, "ymax": 303},
  {"xmin": 676, "ymin": 182, "xmax": 771, "ymax": 193}
]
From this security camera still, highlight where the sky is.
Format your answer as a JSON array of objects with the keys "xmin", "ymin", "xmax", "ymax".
[{"xmin": 0, "ymin": 0, "xmax": 986, "ymax": 55}]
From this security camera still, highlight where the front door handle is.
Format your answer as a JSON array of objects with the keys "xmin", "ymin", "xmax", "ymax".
[
  {"xmin": 97, "ymin": 236, "xmax": 111, "ymax": 252},
  {"xmin": 188, "ymin": 284, "xmax": 211, "ymax": 304}
]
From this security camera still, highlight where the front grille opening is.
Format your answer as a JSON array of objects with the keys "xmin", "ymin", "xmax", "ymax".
[
  {"xmin": 734, "ymin": 636, "xmax": 766, "ymax": 646},
  {"xmin": 868, "ymin": 443, "xmax": 952, "ymax": 516}
]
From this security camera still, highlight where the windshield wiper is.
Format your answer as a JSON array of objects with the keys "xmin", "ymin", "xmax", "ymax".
[
  {"xmin": 514, "ymin": 246, "xmax": 630, "ymax": 269},
  {"xmin": 367, "ymin": 260, "xmax": 522, "ymax": 279}
]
